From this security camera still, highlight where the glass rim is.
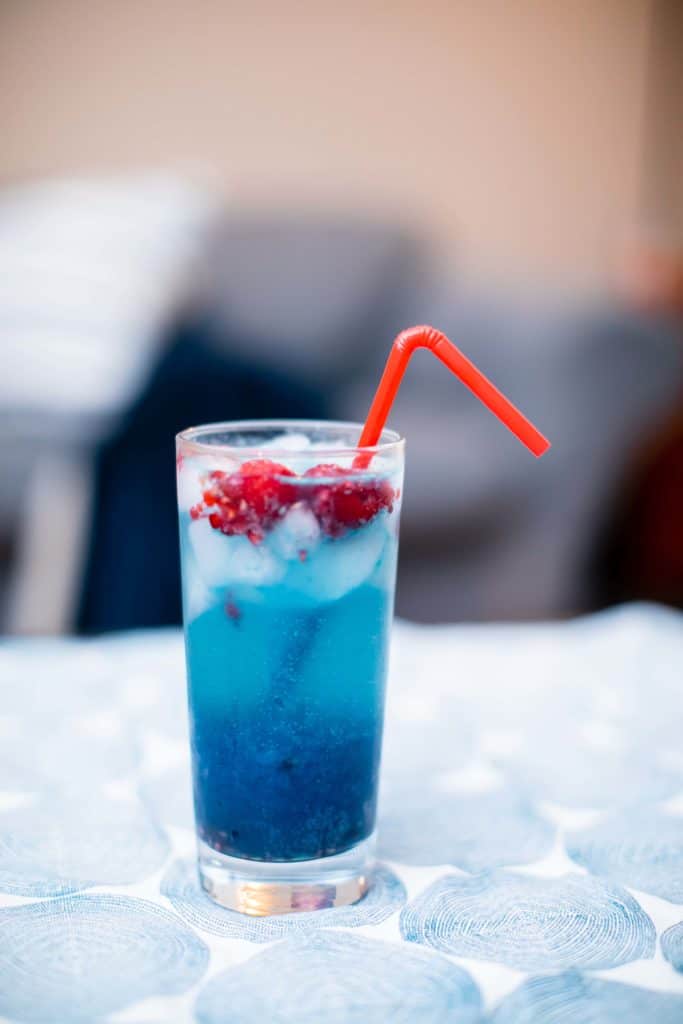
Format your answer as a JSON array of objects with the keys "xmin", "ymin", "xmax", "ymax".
[{"xmin": 176, "ymin": 419, "xmax": 405, "ymax": 459}]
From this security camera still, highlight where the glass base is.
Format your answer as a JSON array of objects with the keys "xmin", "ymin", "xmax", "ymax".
[{"xmin": 197, "ymin": 834, "xmax": 375, "ymax": 916}]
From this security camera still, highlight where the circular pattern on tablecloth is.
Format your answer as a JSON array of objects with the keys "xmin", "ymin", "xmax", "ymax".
[
  {"xmin": 378, "ymin": 787, "xmax": 554, "ymax": 869},
  {"xmin": 0, "ymin": 713, "xmax": 139, "ymax": 791},
  {"xmin": 489, "ymin": 970, "xmax": 683, "ymax": 1023},
  {"xmin": 661, "ymin": 922, "xmax": 683, "ymax": 973},
  {"xmin": 0, "ymin": 792, "xmax": 169, "ymax": 896},
  {"xmin": 195, "ymin": 930, "xmax": 481, "ymax": 1024},
  {"xmin": 381, "ymin": 709, "xmax": 475, "ymax": 784},
  {"xmin": 490, "ymin": 729, "xmax": 680, "ymax": 809},
  {"xmin": 566, "ymin": 811, "xmax": 683, "ymax": 904},
  {"xmin": 400, "ymin": 871, "xmax": 655, "ymax": 971},
  {"xmin": 139, "ymin": 762, "xmax": 195, "ymax": 829},
  {"xmin": 160, "ymin": 858, "xmax": 406, "ymax": 942},
  {"xmin": 0, "ymin": 894, "xmax": 208, "ymax": 1022}
]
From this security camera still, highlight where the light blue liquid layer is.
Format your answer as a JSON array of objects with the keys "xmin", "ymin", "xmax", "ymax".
[{"xmin": 180, "ymin": 514, "xmax": 397, "ymax": 862}]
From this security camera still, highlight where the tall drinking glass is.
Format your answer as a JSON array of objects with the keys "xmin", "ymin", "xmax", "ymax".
[{"xmin": 176, "ymin": 421, "xmax": 404, "ymax": 915}]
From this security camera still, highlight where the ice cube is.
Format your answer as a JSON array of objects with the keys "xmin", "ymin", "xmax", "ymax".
[
  {"xmin": 196, "ymin": 454, "xmax": 241, "ymax": 476},
  {"xmin": 259, "ymin": 432, "xmax": 311, "ymax": 452},
  {"xmin": 176, "ymin": 461, "xmax": 203, "ymax": 511},
  {"xmin": 189, "ymin": 520, "xmax": 284, "ymax": 588},
  {"xmin": 292, "ymin": 518, "xmax": 388, "ymax": 602},
  {"xmin": 176, "ymin": 455, "xmax": 240, "ymax": 511},
  {"xmin": 271, "ymin": 503, "xmax": 321, "ymax": 560},
  {"xmin": 183, "ymin": 564, "xmax": 215, "ymax": 621}
]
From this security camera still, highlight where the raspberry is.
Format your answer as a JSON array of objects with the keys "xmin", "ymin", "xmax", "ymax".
[
  {"xmin": 194, "ymin": 459, "xmax": 296, "ymax": 543},
  {"xmin": 304, "ymin": 463, "xmax": 394, "ymax": 537},
  {"xmin": 239, "ymin": 460, "xmax": 297, "ymax": 524},
  {"xmin": 190, "ymin": 458, "xmax": 394, "ymax": 542}
]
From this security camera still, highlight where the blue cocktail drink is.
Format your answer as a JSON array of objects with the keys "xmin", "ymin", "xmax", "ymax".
[
  {"xmin": 175, "ymin": 329, "xmax": 549, "ymax": 915},
  {"xmin": 176, "ymin": 421, "xmax": 403, "ymax": 914},
  {"xmin": 176, "ymin": 325, "xmax": 550, "ymax": 915}
]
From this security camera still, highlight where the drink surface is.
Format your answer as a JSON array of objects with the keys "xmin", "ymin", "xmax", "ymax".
[{"xmin": 178, "ymin": 451, "xmax": 400, "ymax": 863}]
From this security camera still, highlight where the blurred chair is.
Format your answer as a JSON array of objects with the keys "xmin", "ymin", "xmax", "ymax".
[
  {"xmin": 1, "ymin": 175, "xmax": 218, "ymax": 632},
  {"xmin": 593, "ymin": 406, "xmax": 683, "ymax": 609}
]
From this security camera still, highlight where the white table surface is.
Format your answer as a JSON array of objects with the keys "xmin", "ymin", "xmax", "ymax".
[{"xmin": 1, "ymin": 603, "xmax": 682, "ymax": 1022}]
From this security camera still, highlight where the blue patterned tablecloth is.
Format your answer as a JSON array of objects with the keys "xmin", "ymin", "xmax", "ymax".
[{"xmin": 1, "ymin": 604, "xmax": 683, "ymax": 1022}]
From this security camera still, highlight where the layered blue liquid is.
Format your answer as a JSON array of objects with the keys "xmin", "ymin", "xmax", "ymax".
[{"xmin": 180, "ymin": 513, "xmax": 397, "ymax": 862}]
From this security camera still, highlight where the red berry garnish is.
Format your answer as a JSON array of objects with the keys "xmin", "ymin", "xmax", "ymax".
[
  {"xmin": 239, "ymin": 460, "xmax": 297, "ymax": 524},
  {"xmin": 192, "ymin": 459, "xmax": 296, "ymax": 543},
  {"xmin": 303, "ymin": 463, "xmax": 395, "ymax": 537},
  {"xmin": 190, "ymin": 458, "xmax": 394, "ymax": 542},
  {"xmin": 303, "ymin": 464, "xmax": 348, "ymax": 480}
]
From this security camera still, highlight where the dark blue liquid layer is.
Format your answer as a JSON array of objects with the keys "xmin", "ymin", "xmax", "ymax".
[{"xmin": 184, "ymin": 578, "xmax": 392, "ymax": 861}]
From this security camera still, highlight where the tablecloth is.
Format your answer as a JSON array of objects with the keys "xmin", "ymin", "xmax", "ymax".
[{"xmin": 1, "ymin": 603, "xmax": 682, "ymax": 1022}]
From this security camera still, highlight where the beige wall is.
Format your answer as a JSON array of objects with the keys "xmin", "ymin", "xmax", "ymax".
[
  {"xmin": 641, "ymin": 0, "xmax": 683, "ymax": 238},
  {"xmin": 0, "ymin": 0, "xmax": 663, "ymax": 284}
]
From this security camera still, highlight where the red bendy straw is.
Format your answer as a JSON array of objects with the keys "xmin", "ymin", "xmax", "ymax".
[{"xmin": 357, "ymin": 324, "xmax": 551, "ymax": 461}]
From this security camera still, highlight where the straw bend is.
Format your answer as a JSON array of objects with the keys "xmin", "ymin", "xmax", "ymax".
[{"xmin": 357, "ymin": 324, "xmax": 550, "ymax": 458}]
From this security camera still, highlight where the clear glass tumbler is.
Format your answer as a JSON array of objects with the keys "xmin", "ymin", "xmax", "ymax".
[{"xmin": 176, "ymin": 420, "xmax": 404, "ymax": 915}]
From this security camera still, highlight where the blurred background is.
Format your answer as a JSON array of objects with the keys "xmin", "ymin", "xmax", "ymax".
[{"xmin": 1, "ymin": 0, "xmax": 681, "ymax": 634}]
